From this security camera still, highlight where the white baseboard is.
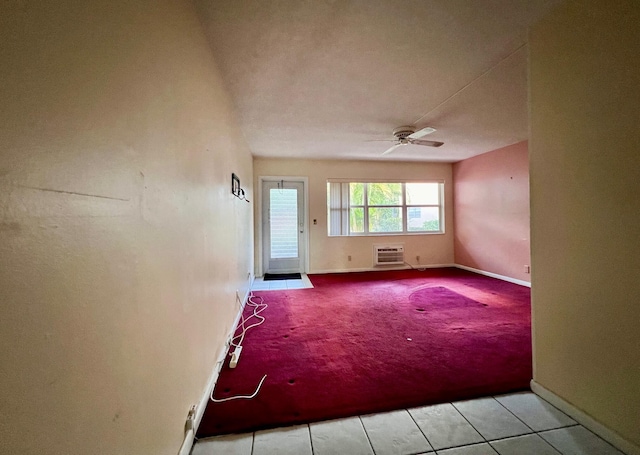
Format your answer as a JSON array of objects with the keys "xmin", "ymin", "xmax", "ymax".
[
  {"xmin": 309, "ymin": 263, "xmax": 456, "ymax": 275},
  {"xmin": 308, "ymin": 265, "xmax": 530, "ymax": 285},
  {"xmin": 178, "ymin": 351, "xmax": 225, "ymax": 455},
  {"xmin": 531, "ymin": 380, "xmax": 640, "ymax": 455},
  {"xmin": 178, "ymin": 429, "xmax": 195, "ymax": 455},
  {"xmin": 178, "ymin": 275, "xmax": 253, "ymax": 455},
  {"xmin": 454, "ymin": 264, "xmax": 531, "ymax": 287}
]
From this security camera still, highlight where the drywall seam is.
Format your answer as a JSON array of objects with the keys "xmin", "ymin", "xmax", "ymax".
[
  {"xmin": 531, "ymin": 380, "xmax": 640, "ymax": 455},
  {"xmin": 455, "ymin": 264, "xmax": 531, "ymax": 287}
]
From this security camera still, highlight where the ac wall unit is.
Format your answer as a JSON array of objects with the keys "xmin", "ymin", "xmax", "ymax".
[{"xmin": 373, "ymin": 244, "xmax": 404, "ymax": 266}]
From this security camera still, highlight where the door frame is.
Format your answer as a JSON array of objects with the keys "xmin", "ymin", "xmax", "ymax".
[{"xmin": 257, "ymin": 176, "xmax": 309, "ymax": 277}]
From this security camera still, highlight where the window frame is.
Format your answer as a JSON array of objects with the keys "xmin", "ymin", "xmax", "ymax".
[{"xmin": 327, "ymin": 180, "xmax": 445, "ymax": 237}]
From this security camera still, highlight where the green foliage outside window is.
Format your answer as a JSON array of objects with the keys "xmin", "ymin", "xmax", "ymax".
[
  {"xmin": 422, "ymin": 219, "xmax": 440, "ymax": 231},
  {"xmin": 369, "ymin": 207, "xmax": 402, "ymax": 232},
  {"xmin": 339, "ymin": 181, "xmax": 442, "ymax": 235},
  {"xmin": 367, "ymin": 183, "xmax": 402, "ymax": 205}
]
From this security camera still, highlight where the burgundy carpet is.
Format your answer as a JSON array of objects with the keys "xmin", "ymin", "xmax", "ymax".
[{"xmin": 197, "ymin": 268, "xmax": 531, "ymax": 437}]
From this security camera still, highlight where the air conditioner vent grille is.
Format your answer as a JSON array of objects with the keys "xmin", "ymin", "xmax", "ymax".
[{"xmin": 373, "ymin": 245, "xmax": 404, "ymax": 266}]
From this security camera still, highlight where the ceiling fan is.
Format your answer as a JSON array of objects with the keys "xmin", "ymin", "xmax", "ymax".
[{"xmin": 376, "ymin": 126, "xmax": 444, "ymax": 155}]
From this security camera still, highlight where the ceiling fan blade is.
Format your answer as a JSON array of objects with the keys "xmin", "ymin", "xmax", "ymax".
[
  {"xmin": 381, "ymin": 143, "xmax": 403, "ymax": 155},
  {"xmin": 364, "ymin": 139, "xmax": 396, "ymax": 142},
  {"xmin": 409, "ymin": 139, "xmax": 444, "ymax": 147},
  {"xmin": 407, "ymin": 127, "xmax": 437, "ymax": 140}
]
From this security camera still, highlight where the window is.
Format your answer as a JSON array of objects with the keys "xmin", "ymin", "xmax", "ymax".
[{"xmin": 327, "ymin": 181, "xmax": 444, "ymax": 236}]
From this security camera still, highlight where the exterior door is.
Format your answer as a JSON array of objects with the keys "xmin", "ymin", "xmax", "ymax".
[{"xmin": 262, "ymin": 180, "xmax": 305, "ymax": 274}]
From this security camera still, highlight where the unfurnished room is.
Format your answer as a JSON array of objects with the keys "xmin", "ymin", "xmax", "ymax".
[{"xmin": 1, "ymin": 1, "xmax": 638, "ymax": 455}]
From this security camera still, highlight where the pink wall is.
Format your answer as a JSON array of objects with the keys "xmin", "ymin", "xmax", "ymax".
[{"xmin": 453, "ymin": 141, "xmax": 530, "ymax": 282}]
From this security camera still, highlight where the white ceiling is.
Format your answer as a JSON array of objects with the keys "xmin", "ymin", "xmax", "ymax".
[{"xmin": 195, "ymin": 0, "xmax": 563, "ymax": 162}]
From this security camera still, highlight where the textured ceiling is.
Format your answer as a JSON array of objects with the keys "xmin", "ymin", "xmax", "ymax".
[{"xmin": 195, "ymin": 0, "xmax": 562, "ymax": 162}]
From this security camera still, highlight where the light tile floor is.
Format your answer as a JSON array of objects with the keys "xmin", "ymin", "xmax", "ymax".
[
  {"xmin": 250, "ymin": 274, "xmax": 314, "ymax": 291},
  {"xmin": 192, "ymin": 392, "xmax": 627, "ymax": 455}
]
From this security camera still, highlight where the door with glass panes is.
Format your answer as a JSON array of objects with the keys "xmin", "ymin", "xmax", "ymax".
[{"xmin": 262, "ymin": 180, "xmax": 305, "ymax": 274}]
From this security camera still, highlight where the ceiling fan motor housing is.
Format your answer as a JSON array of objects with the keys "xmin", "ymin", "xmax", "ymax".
[{"xmin": 392, "ymin": 126, "xmax": 416, "ymax": 141}]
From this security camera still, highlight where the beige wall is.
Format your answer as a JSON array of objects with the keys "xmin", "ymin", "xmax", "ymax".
[
  {"xmin": 253, "ymin": 158, "xmax": 454, "ymax": 274},
  {"xmin": 530, "ymin": 0, "xmax": 640, "ymax": 447},
  {"xmin": 0, "ymin": 1, "xmax": 253, "ymax": 454},
  {"xmin": 453, "ymin": 141, "xmax": 530, "ymax": 282}
]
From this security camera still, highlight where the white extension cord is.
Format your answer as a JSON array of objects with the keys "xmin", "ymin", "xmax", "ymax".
[
  {"xmin": 210, "ymin": 374, "xmax": 267, "ymax": 403},
  {"xmin": 209, "ymin": 291, "xmax": 269, "ymax": 403},
  {"xmin": 228, "ymin": 291, "xmax": 268, "ymax": 370}
]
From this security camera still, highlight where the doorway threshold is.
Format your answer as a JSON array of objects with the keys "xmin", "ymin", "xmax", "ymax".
[{"xmin": 252, "ymin": 274, "xmax": 313, "ymax": 291}]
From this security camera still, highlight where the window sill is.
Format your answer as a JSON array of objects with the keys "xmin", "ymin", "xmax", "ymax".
[{"xmin": 328, "ymin": 231, "xmax": 445, "ymax": 238}]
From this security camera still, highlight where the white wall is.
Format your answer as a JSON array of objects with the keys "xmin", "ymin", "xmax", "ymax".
[
  {"xmin": 254, "ymin": 158, "xmax": 454, "ymax": 274},
  {"xmin": 0, "ymin": 1, "xmax": 253, "ymax": 454}
]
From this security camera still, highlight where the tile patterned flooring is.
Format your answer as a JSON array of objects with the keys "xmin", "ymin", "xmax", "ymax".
[
  {"xmin": 193, "ymin": 276, "xmax": 626, "ymax": 455},
  {"xmin": 250, "ymin": 274, "xmax": 314, "ymax": 291},
  {"xmin": 193, "ymin": 392, "xmax": 626, "ymax": 455}
]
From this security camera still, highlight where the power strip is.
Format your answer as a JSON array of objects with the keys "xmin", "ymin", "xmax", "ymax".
[{"xmin": 230, "ymin": 345, "xmax": 242, "ymax": 368}]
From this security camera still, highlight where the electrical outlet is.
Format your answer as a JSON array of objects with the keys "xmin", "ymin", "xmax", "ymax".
[
  {"xmin": 524, "ymin": 265, "xmax": 530, "ymax": 274},
  {"xmin": 416, "ymin": 255, "xmax": 420, "ymax": 263},
  {"xmin": 185, "ymin": 404, "xmax": 197, "ymax": 431},
  {"xmin": 348, "ymin": 255, "xmax": 352, "ymax": 261}
]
